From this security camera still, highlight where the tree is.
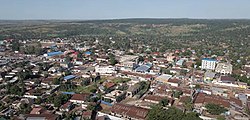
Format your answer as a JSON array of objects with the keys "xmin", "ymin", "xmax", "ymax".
[
  {"xmin": 147, "ymin": 105, "xmax": 167, "ymax": 120},
  {"xmin": 205, "ymin": 103, "xmax": 227, "ymax": 115},
  {"xmin": 183, "ymin": 97, "xmax": 193, "ymax": 112},
  {"xmin": 34, "ymin": 98, "xmax": 43, "ymax": 104},
  {"xmin": 165, "ymin": 107, "xmax": 184, "ymax": 120},
  {"xmin": 159, "ymin": 98, "xmax": 169, "ymax": 107},
  {"xmin": 217, "ymin": 115, "xmax": 226, "ymax": 120},
  {"xmin": 52, "ymin": 78, "xmax": 60, "ymax": 85},
  {"xmin": 182, "ymin": 112, "xmax": 202, "ymax": 120},
  {"xmin": 49, "ymin": 94, "xmax": 71, "ymax": 107},
  {"xmin": 19, "ymin": 103, "xmax": 32, "ymax": 114},
  {"xmin": 11, "ymin": 40, "xmax": 20, "ymax": 51},
  {"xmin": 82, "ymin": 79, "xmax": 90, "ymax": 86},
  {"xmin": 87, "ymin": 101, "xmax": 102, "ymax": 120},
  {"xmin": 108, "ymin": 53, "xmax": 118, "ymax": 65},
  {"xmin": 194, "ymin": 84, "xmax": 201, "ymax": 89},
  {"xmin": 138, "ymin": 56, "xmax": 144, "ymax": 62},
  {"xmin": 173, "ymin": 90, "xmax": 183, "ymax": 98},
  {"xmin": 9, "ymin": 85, "xmax": 23, "ymax": 96}
]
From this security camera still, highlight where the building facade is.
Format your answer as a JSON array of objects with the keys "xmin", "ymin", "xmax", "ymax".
[{"xmin": 201, "ymin": 58, "xmax": 217, "ymax": 70}]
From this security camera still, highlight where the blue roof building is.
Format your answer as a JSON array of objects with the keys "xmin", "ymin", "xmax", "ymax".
[
  {"xmin": 135, "ymin": 63, "xmax": 152, "ymax": 73},
  {"xmin": 202, "ymin": 58, "xmax": 217, "ymax": 62},
  {"xmin": 176, "ymin": 59, "xmax": 185, "ymax": 66},
  {"xmin": 46, "ymin": 51, "xmax": 63, "ymax": 57},
  {"xmin": 64, "ymin": 75, "xmax": 76, "ymax": 81},
  {"xmin": 85, "ymin": 51, "xmax": 92, "ymax": 55},
  {"xmin": 201, "ymin": 58, "xmax": 217, "ymax": 70},
  {"xmin": 62, "ymin": 92, "xmax": 75, "ymax": 95},
  {"xmin": 100, "ymin": 100, "xmax": 113, "ymax": 106}
]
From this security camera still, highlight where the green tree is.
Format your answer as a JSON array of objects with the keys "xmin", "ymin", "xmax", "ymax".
[
  {"xmin": 11, "ymin": 40, "xmax": 20, "ymax": 51},
  {"xmin": 173, "ymin": 90, "xmax": 183, "ymax": 98},
  {"xmin": 9, "ymin": 85, "xmax": 23, "ymax": 96},
  {"xmin": 108, "ymin": 53, "xmax": 118, "ymax": 65},
  {"xmin": 19, "ymin": 103, "xmax": 32, "ymax": 114},
  {"xmin": 138, "ymin": 56, "xmax": 144, "ymax": 62},
  {"xmin": 52, "ymin": 78, "xmax": 60, "ymax": 85},
  {"xmin": 182, "ymin": 112, "xmax": 201, "ymax": 120},
  {"xmin": 87, "ymin": 101, "xmax": 102, "ymax": 120},
  {"xmin": 147, "ymin": 105, "xmax": 167, "ymax": 120},
  {"xmin": 183, "ymin": 97, "xmax": 193, "ymax": 112},
  {"xmin": 159, "ymin": 98, "xmax": 169, "ymax": 107},
  {"xmin": 205, "ymin": 103, "xmax": 227, "ymax": 115},
  {"xmin": 34, "ymin": 97, "xmax": 43, "ymax": 104},
  {"xmin": 217, "ymin": 115, "xmax": 226, "ymax": 120}
]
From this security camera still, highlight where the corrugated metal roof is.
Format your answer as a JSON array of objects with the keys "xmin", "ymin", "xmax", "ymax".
[
  {"xmin": 47, "ymin": 51, "xmax": 63, "ymax": 56},
  {"xmin": 63, "ymin": 75, "xmax": 76, "ymax": 80}
]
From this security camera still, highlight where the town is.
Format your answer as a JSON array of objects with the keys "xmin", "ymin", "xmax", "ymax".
[{"xmin": 0, "ymin": 33, "xmax": 249, "ymax": 120}]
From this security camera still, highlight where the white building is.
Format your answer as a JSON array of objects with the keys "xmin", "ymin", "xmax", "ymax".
[
  {"xmin": 201, "ymin": 58, "xmax": 217, "ymax": 70},
  {"xmin": 215, "ymin": 63, "xmax": 233, "ymax": 74},
  {"xmin": 95, "ymin": 65, "xmax": 117, "ymax": 75}
]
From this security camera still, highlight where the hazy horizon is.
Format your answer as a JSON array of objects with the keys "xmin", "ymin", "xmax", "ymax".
[{"xmin": 1, "ymin": 0, "xmax": 250, "ymax": 20}]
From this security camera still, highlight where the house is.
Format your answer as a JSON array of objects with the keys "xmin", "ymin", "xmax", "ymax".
[
  {"xmin": 95, "ymin": 65, "xmax": 117, "ymax": 75},
  {"xmin": 143, "ymin": 95, "xmax": 174, "ymax": 106},
  {"xmin": 60, "ymin": 102, "xmax": 73, "ymax": 112},
  {"xmin": 194, "ymin": 93, "xmax": 230, "ymax": 109},
  {"xmin": 43, "ymin": 51, "xmax": 63, "ymax": 57},
  {"xmin": 155, "ymin": 74, "xmax": 172, "ymax": 83},
  {"xmin": 211, "ymin": 87, "xmax": 228, "ymax": 97},
  {"xmin": 70, "ymin": 93, "xmax": 90, "ymax": 104},
  {"xmin": 120, "ymin": 61, "xmax": 137, "ymax": 71},
  {"xmin": 30, "ymin": 107, "xmax": 49, "ymax": 114},
  {"xmin": 63, "ymin": 75, "xmax": 76, "ymax": 81},
  {"xmin": 204, "ymin": 71, "xmax": 216, "ymax": 81},
  {"xmin": 220, "ymin": 76, "xmax": 236, "ymax": 83},
  {"xmin": 213, "ymin": 76, "xmax": 246, "ymax": 89},
  {"xmin": 167, "ymin": 78, "xmax": 181, "ymax": 87},
  {"xmin": 215, "ymin": 63, "xmax": 233, "ymax": 74},
  {"xmin": 103, "ymin": 90, "xmax": 126, "ymax": 103},
  {"xmin": 110, "ymin": 103, "xmax": 149, "ymax": 120},
  {"xmin": 176, "ymin": 58, "xmax": 185, "ymax": 66},
  {"xmin": 201, "ymin": 58, "xmax": 217, "ymax": 70},
  {"xmin": 41, "ymin": 77, "xmax": 54, "ymax": 87},
  {"xmin": 135, "ymin": 63, "xmax": 152, "ymax": 73},
  {"xmin": 241, "ymin": 65, "xmax": 250, "ymax": 77},
  {"xmin": 25, "ymin": 114, "xmax": 59, "ymax": 120},
  {"xmin": 103, "ymin": 82, "xmax": 116, "ymax": 93},
  {"xmin": 127, "ymin": 84, "xmax": 142, "ymax": 97}
]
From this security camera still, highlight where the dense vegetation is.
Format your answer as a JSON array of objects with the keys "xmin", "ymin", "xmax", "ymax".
[
  {"xmin": 205, "ymin": 103, "xmax": 227, "ymax": 115},
  {"xmin": 147, "ymin": 105, "xmax": 201, "ymax": 120},
  {"xmin": 1, "ymin": 19, "xmax": 250, "ymax": 69}
]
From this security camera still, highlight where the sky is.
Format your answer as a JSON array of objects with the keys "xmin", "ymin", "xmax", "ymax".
[{"xmin": 0, "ymin": 0, "xmax": 250, "ymax": 20}]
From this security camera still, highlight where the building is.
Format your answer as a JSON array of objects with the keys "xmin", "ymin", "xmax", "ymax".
[
  {"xmin": 155, "ymin": 74, "xmax": 173, "ymax": 83},
  {"xmin": 167, "ymin": 78, "xmax": 181, "ymax": 87},
  {"xmin": 194, "ymin": 93, "xmax": 230, "ymax": 109},
  {"xmin": 110, "ymin": 103, "xmax": 149, "ymax": 120},
  {"xmin": 95, "ymin": 65, "xmax": 117, "ymax": 75},
  {"xmin": 176, "ymin": 58, "xmax": 185, "ymax": 66},
  {"xmin": 215, "ymin": 63, "xmax": 233, "ymax": 74},
  {"xmin": 120, "ymin": 61, "xmax": 137, "ymax": 71},
  {"xmin": 70, "ymin": 93, "xmax": 90, "ymax": 105},
  {"xmin": 201, "ymin": 58, "xmax": 217, "ymax": 70},
  {"xmin": 135, "ymin": 63, "xmax": 152, "ymax": 73},
  {"xmin": 204, "ymin": 71, "xmax": 216, "ymax": 81},
  {"xmin": 143, "ymin": 95, "xmax": 174, "ymax": 106},
  {"xmin": 63, "ymin": 75, "xmax": 76, "ymax": 81},
  {"xmin": 127, "ymin": 84, "xmax": 142, "ymax": 98},
  {"xmin": 43, "ymin": 51, "xmax": 63, "ymax": 57}
]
